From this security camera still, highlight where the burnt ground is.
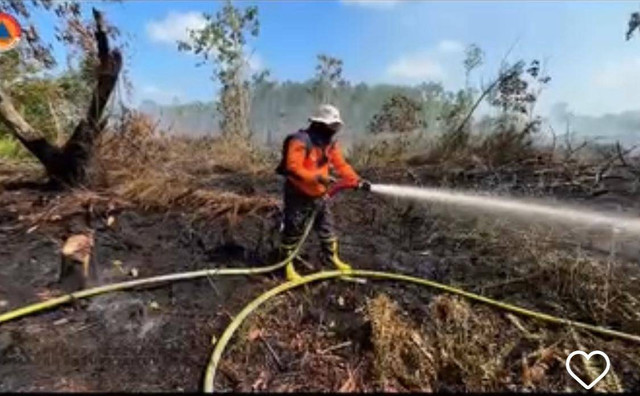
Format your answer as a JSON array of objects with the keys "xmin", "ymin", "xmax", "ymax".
[{"xmin": 2, "ymin": 164, "xmax": 640, "ymax": 391}]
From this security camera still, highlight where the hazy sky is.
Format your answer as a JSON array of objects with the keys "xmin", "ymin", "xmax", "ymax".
[{"xmin": 29, "ymin": 1, "xmax": 640, "ymax": 117}]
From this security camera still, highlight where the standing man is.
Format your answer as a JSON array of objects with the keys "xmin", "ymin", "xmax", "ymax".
[{"xmin": 276, "ymin": 104, "xmax": 370, "ymax": 281}]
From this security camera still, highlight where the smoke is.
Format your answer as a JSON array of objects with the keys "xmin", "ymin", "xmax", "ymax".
[
  {"xmin": 549, "ymin": 102, "xmax": 640, "ymax": 145},
  {"xmin": 371, "ymin": 184, "xmax": 640, "ymax": 235},
  {"xmin": 135, "ymin": 94, "xmax": 640, "ymax": 146},
  {"xmin": 139, "ymin": 100, "xmax": 215, "ymax": 136}
]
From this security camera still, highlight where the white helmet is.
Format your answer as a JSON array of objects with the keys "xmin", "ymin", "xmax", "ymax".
[{"xmin": 309, "ymin": 104, "xmax": 343, "ymax": 127}]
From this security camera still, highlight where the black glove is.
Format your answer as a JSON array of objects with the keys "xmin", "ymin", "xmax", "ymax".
[{"xmin": 358, "ymin": 179, "xmax": 372, "ymax": 191}]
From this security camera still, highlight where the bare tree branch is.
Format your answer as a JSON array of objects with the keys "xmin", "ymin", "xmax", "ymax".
[
  {"xmin": 615, "ymin": 141, "xmax": 640, "ymax": 178},
  {"xmin": 0, "ymin": 85, "xmax": 59, "ymax": 168},
  {"xmin": 453, "ymin": 66, "xmax": 520, "ymax": 135},
  {"xmin": 0, "ymin": 86, "xmax": 45, "ymax": 143}
]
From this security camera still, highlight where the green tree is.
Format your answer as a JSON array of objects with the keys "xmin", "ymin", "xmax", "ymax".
[
  {"xmin": 368, "ymin": 93, "xmax": 425, "ymax": 134},
  {"xmin": 626, "ymin": 11, "xmax": 640, "ymax": 40},
  {"xmin": 179, "ymin": 0, "xmax": 259, "ymax": 139},
  {"xmin": 463, "ymin": 43, "xmax": 484, "ymax": 88},
  {"xmin": 1, "ymin": 52, "xmax": 96, "ymax": 148},
  {"xmin": 154, "ymin": 79, "xmax": 470, "ymax": 141},
  {"xmin": 249, "ymin": 69, "xmax": 277, "ymax": 141},
  {"xmin": 310, "ymin": 54, "xmax": 345, "ymax": 105},
  {"xmin": 488, "ymin": 59, "xmax": 551, "ymax": 118}
]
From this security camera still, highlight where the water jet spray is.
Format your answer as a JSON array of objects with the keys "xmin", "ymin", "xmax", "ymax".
[{"xmin": 368, "ymin": 184, "xmax": 640, "ymax": 234}]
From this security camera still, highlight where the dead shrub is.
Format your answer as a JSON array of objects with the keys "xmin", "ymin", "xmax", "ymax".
[
  {"xmin": 91, "ymin": 110, "xmax": 277, "ymax": 218},
  {"xmin": 366, "ymin": 293, "xmax": 436, "ymax": 391},
  {"xmin": 473, "ymin": 119, "xmax": 538, "ymax": 167},
  {"xmin": 427, "ymin": 294, "xmax": 516, "ymax": 391},
  {"xmin": 366, "ymin": 292, "xmax": 560, "ymax": 392},
  {"xmin": 350, "ymin": 132, "xmax": 433, "ymax": 168}
]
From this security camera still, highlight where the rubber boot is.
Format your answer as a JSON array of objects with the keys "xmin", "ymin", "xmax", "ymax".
[
  {"xmin": 321, "ymin": 238, "xmax": 353, "ymax": 273},
  {"xmin": 280, "ymin": 242, "xmax": 302, "ymax": 281}
]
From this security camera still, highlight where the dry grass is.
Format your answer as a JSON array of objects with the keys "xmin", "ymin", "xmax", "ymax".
[
  {"xmin": 3, "ymin": 107, "xmax": 640, "ymax": 392},
  {"xmin": 399, "ymin": 203, "xmax": 640, "ymax": 331},
  {"xmin": 364, "ymin": 292, "xmax": 557, "ymax": 392},
  {"xmin": 351, "ymin": 121, "xmax": 617, "ymax": 174},
  {"xmin": 222, "ymin": 281, "xmax": 635, "ymax": 392},
  {"xmin": 460, "ymin": 218, "xmax": 640, "ymax": 330},
  {"xmin": 365, "ymin": 291, "xmax": 630, "ymax": 392},
  {"xmin": 92, "ymin": 111, "xmax": 278, "ymax": 219},
  {"xmin": 0, "ymin": 158, "xmax": 45, "ymax": 187},
  {"xmin": 343, "ymin": 171, "xmax": 640, "ymax": 391},
  {"xmin": 17, "ymin": 189, "xmax": 132, "ymax": 227},
  {"xmin": 366, "ymin": 293, "xmax": 436, "ymax": 391},
  {"xmin": 349, "ymin": 124, "xmax": 539, "ymax": 170},
  {"xmin": 222, "ymin": 289, "xmax": 371, "ymax": 392},
  {"xmin": 350, "ymin": 132, "xmax": 434, "ymax": 168},
  {"xmin": 425, "ymin": 294, "xmax": 524, "ymax": 391},
  {"xmin": 0, "ymin": 111, "xmax": 278, "ymax": 226}
]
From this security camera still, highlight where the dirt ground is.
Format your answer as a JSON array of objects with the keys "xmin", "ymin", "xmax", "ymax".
[{"xmin": 2, "ymin": 164, "xmax": 640, "ymax": 392}]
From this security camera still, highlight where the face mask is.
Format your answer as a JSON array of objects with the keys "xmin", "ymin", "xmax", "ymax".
[{"xmin": 322, "ymin": 123, "xmax": 342, "ymax": 138}]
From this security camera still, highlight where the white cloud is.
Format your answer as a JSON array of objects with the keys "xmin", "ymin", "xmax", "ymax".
[
  {"xmin": 146, "ymin": 11, "xmax": 207, "ymax": 46},
  {"xmin": 437, "ymin": 39, "xmax": 464, "ymax": 54},
  {"xmin": 385, "ymin": 39, "xmax": 469, "ymax": 85},
  {"xmin": 341, "ymin": 0, "xmax": 400, "ymax": 10},
  {"xmin": 541, "ymin": 56, "xmax": 640, "ymax": 117},
  {"xmin": 387, "ymin": 52, "xmax": 445, "ymax": 80},
  {"xmin": 580, "ymin": 56, "xmax": 640, "ymax": 114},
  {"xmin": 593, "ymin": 57, "xmax": 640, "ymax": 89}
]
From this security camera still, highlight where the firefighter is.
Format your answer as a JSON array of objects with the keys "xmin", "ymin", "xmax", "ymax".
[{"xmin": 275, "ymin": 104, "xmax": 371, "ymax": 281}]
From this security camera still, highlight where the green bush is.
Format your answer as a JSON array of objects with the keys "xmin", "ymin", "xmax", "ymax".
[{"xmin": 0, "ymin": 135, "xmax": 27, "ymax": 159}]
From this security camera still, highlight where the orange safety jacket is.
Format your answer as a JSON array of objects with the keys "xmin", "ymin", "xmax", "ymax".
[{"xmin": 276, "ymin": 130, "xmax": 360, "ymax": 198}]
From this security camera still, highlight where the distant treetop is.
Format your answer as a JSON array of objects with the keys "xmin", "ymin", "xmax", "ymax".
[{"xmin": 627, "ymin": 11, "xmax": 640, "ymax": 41}]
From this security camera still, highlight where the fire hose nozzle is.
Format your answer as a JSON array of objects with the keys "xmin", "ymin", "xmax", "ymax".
[
  {"xmin": 359, "ymin": 180, "xmax": 372, "ymax": 192},
  {"xmin": 327, "ymin": 179, "xmax": 372, "ymax": 198}
]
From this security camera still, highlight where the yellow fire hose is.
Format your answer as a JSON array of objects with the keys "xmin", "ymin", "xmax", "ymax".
[
  {"xmin": 203, "ymin": 269, "xmax": 640, "ymax": 392},
  {"xmin": 1, "ymin": 204, "xmax": 640, "ymax": 393},
  {"xmin": 0, "ymin": 208, "xmax": 319, "ymax": 324}
]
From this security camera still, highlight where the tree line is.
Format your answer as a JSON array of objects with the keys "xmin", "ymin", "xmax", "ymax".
[{"xmin": 0, "ymin": 0, "xmax": 637, "ymax": 188}]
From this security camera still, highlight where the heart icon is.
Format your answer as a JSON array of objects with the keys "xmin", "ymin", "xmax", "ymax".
[{"xmin": 565, "ymin": 350, "xmax": 610, "ymax": 390}]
